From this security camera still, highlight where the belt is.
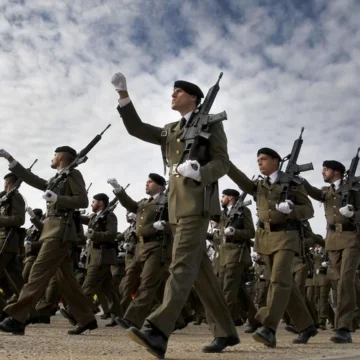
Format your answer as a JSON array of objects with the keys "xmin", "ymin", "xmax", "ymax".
[
  {"xmin": 259, "ymin": 221, "xmax": 299, "ymax": 232},
  {"xmin": 224, "ymin": 239, "xmax": 243, "ymax": 244},
  {"xmin": 328, "ymin": 224, "xmax": 356, "ymax": 232},
  {"xmin": 92, "ymin": 243, "xmax": 117, "ymax": 250},
  {"xmin": 139, "ymin": 236, "xmax": 161, "ymax": 243}
]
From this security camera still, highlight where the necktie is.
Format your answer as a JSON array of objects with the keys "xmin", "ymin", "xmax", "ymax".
[
  {"xmin": 265, "ymin": 177, "xmax": 271, "ymax": 186},
  {"xmin": 148, "ymin": 197, "xmax": 154, "ymax": 202},
  {"xmin": 223, "ymin": 208, "xmax": 228, "ymax": 216},
  {"xmin": 179, "ymin": 117, "xmax": 186, "ymax": 129},
  {"xmin": 331, "ymin": 184, "xmax": 335, "ymax": 191}
]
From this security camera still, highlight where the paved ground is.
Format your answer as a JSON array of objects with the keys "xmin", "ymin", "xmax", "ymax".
[{"xmin": 0, "ymin": 315, "xmax": 360, "ymax": 360}]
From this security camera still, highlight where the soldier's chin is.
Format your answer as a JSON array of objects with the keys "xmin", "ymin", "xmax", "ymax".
[{"xmin": 50, "ymin": 163, "xmax": 56, "ymax": 169}]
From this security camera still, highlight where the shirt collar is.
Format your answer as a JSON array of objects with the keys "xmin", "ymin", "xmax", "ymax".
[
  {"xmin": 268, "ymin": 171, "xmax": 279, "ymax": 184},
  {"xmin": 151, "ymin": 192, "xmax": 161, "ymax": 200},
  {"xmin": 183, "ymin": 111, "xmax": 193, "ymax": 122},
  {"xmin": 332, "ymin": 179, "xmax": 341, "ymax": 190}
]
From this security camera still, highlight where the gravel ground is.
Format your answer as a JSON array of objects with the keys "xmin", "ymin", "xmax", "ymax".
[{"xmin": 0, "ymin": 315, "xmax": 360, "ymax": 360}]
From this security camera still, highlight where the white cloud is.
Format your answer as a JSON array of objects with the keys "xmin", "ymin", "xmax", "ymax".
[{"xmin": 0, "ymin": 0, "xmax": 359, "ymax": 238}]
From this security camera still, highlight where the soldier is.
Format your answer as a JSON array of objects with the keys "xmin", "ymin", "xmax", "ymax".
[
  {"xmin": 62, "ymin": 193, "xmax": 121, "ymax": 326},
  {"xmin": 228, "ymin": 149, "xmax": 317, "ymax": 348},
  {"xmin": 0, "ymin": 147, "xmax": 96, "ymax": 335},
  {"xmin": 111, "ymin": 73, "xmax": 238, "ymax": 358},
  {"xmin": 304, "ymin": 160, "xmax": 360, "ymax": 343},
  {"xmin": 217, "ymin": 188, "xmax": 259, "ymax": 331},
  {"xmin": 0, "ymin": 173, "xmax": 25, "ymax": 310},
  {"xmin": 108, "ymin": 173, "xmax": 173, "ymax": 330}
]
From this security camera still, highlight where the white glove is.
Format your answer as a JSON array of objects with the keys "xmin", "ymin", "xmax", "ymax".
[
  {"xmin": 128, "ymin": 212, "xmax": 137, "ymax": 221},
  {"xmin": 26, "ymin": 207, "xmax": 35, "ymax": 218},
  {"xmin": 0, "ymin": 149, "xmax": 10, "ymax": 159},
  {"xmin": 177, "ymin": 160, "xmax": 201, "ymax": 181},
  {"xmin": 85, "ymin": 229, "xmax": 94, "ymax": 239},
  {"xmin": 275, "ymin": 200, "xmax": 294, "ymax": 214},
  {"xmin": 42, "ymin": 190, "xmax": 58, "ymax": 202},
  {"xmin": 123, "ymin": 242, "xmax": 132, "ymax": 251},
  {"xmin": 24, "ymin": 240, "xmax": 31, "ymax": 249},
  {"xmin": 339, "ymin": 205, "xmax": 354, "ymax": 218},
  {"xmin": 153, "ymin": 220, "xmax": 166, "ymax": 231},
  {"xmin": 107, "ymin": 178, "xmax": 122, "ymax": 190},
  {"xmin": 86, "ymin": 239, "xmax": 91, "ymax": 246},
  {"xmin": 224, "ymin": 227, "xmax": 235, "ymax": 236},
  {"xmin": 321, "ymin": 261, "xmax": 328, "ymax": 268},
  {"xmin": 111, "ymin": 73, "xmax": 127, "ymax": 91}
]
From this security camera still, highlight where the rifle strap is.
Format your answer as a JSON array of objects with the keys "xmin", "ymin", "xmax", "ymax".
[{"xmin": 160, "ymin": 123, "xmax": 174, "ymax": 175}]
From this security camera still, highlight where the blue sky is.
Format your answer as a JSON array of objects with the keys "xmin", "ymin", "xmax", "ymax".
[{"xmin": 0, "ymin": 0, "xmax": 359, "ymax": 235}]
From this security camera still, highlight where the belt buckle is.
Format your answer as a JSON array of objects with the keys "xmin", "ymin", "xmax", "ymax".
[
  {"xmin": 222, "ymin": 235, "xmax": 227, "ymax": 244},
  {"xmin": 171, "ymin": 164, "xmax": 179, "ymax": 176},
  {"xmin": 264, "ymin": 222, "xmax": 271, "ymax": 232},
  {"xmin": 335, "ymin": 223, "xmax": 342, "ymax": 232}
]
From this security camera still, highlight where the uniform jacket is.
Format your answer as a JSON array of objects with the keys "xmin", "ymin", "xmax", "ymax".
[
  {"xmin": 228, "ymin": 161, "xmax": 314, "ymax": 255},
  {"xmin": 9, "ymin": 162, "xmax": 88, "ymax": 242},
  {"xmin": 117, "ymin": 102, "xmax": 229, "ymax": 224}
]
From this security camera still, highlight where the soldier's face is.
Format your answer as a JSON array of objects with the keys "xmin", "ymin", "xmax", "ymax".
[
  {"xmin": 221, "ymin": 194, "xmax": 230, "ymax": 207},
  {"xmin": 51, "ymin": 153, "xmax": 60, "ymax": 169},
  {"xmin": 322, "ymin": 167, "xmax": 341, "ymax": 183},
  {"xmin": 145, "ymin": 178, "xmax": 162, "ymax": 195},
  {"xmin": 171, "ymin": 88, "xmax": 196, "ymax": 111},
  {"xmin": 91, "ymin": 199, "xmax": 101, "ymax": 212},
  {"xmin": 257, "ymin": 154, "xmax": 278, "ymax": 176}
]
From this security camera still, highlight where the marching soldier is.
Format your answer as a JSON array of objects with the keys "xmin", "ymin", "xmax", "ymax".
[
  {"xmin": 217, "ymin": 188, "xmax": 259, "ymax": 331},
  {"xmin": 304, "ymin": 160, "xmax": 360, "ymax": 343},
  {"xmin": 0, "ymin": 173, "xmax": 25, "ymax": 310},
  {"xmin": 111, "ymin": 73, "xmax": 238, "ymax": 357},
  {"xmin": 62, "ymin": 193, "xmax": 122, "ymax": 326},
  {"xmin": 108, "ymin": 173, "xmax": 172, "ymax": 330},
  {"xmin": 228, "ymin": 148, "xmax": 317, "ymax": 348},
  {"xmin": 0, "ymin": 147, "xmax": 96, "ymax": 335}
]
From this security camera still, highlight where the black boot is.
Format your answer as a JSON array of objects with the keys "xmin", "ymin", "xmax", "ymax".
[
  {"xmin": 68, "ymin": 319, "xmax": 98, "ymax": 335},
  {"xmin": 115, "ymin": 317, "xmax": 137, "ymax": 329},
  {"xmin": 292, "ymin": 325, "xmax": 318, "ymax": 344},
  {"xmin": 127, "ymin": 321, "xmax": 168, "ymax": 359},
  {"xmin": 244, "ymin": 322, "xmax": 261, "ymax": 334},
  {"xmin": 202, "ymin": 334, "xmax": 240, "ymax": 353},
  {"xmin": 252, "ymin": 326, "xmax": 276, "ymax": 348},
  {"xmin": 100, "ymin": 312, "xmax": 110, "ymax": 320},
  {"xmin": 0, "ymin": 317, "xmax": 25, "ymax": 335},
  {"xmin": 330, "ymin": 328, "xmax": 352, "ymax": 343},
  {"xmin": 25, "ymin": 315, "xmax": 51, "ymax": 325}
]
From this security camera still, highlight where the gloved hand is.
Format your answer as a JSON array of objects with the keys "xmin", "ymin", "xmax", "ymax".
[
  {"xmin": 107, "ymin": 178, "xmax": 122, "ymax": 190},
  {"xmin": 275, "ymin": 200, "xmax": 294, "ymax": 214},
  {"xmin": 85, "ymin": 229, "xmax": 94, "ymax": 239},
  {"xmin": 111, "ymin": 73, "xmax": 127, "ymax": 91},
  {"xmin": 26, "ymin": 207, "xmax": 35, "ymax": 218},
  {"xmin": 224, "ymin": 227, "xmax": 235, "ymax": 236},
  {"xmin": 127, "ymin": 212, "xmax": 137, "ymax": 221},
  {"xmin": 153, "ymin": 220, "xmax": 166, "ymax": 231},
  {"xmin": 0, "ymin": 149, "xmax": 11, "ymax": 159},
  {"xmin": 177, "ymin": 160, "xmax": 201, "ymax": 181},
  {"xmin": 24, "ymin": 240, "xmax": 32, "ymax": 249},
  {"xmin": 123, "ymin": 242, "xmax": 133, "ymax": 251},
  {"xmin": 42, "ymin": 190, "xmax": 58, "ymax": 202},
  {"xmin": 339, "ymin": 205, "xmax": 354, "ymax": 218},
  {"xmin": 321, "ymin": 261, "xmax": 328, "ymax": 268}
]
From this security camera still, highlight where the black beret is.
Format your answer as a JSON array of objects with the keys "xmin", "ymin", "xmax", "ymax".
[
  {"xmin": 257, "ymin": 148, "xmax": 282, "ymax": 162},
  {"xmin": 55, "ymin": 146, "xmax": 77, "ymax": 157},
  {"xmin": 93, "ymin": 193, "xmax": 109, "ymax": 205},
  {"xmin": 174, "ymin": 80, "xmax": 204, "ymax": 98},
  {"xmin": 149, "ymin": 173, "xmax": 166, "ymax": 186},
  {"xmin": 4, "ymin": 172, "xmax": 18, "ymax": 181},
  {"xmin": 323, "ymin": 160, "xmax": 345, "ymax": 174},
  {"xmin": 222, "ymin": 188, "xmax": 240, "ymax": 197},
  {"xmin": 33, "ymin": 208, "xmax": 43, "ymax": 217}
]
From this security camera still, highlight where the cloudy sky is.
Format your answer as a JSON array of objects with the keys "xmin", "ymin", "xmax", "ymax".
[{"xmin": 0, "ymin": 0, "xmax": 359, "ymax": 236}]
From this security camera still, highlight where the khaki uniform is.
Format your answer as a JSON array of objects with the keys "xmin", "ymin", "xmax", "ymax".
[
  {"xmin": 254, "ymin": 261, "xmax": 269, "ymax": 308},
  {"xmin": 4, "ymin": 162, "xmax": 95, "ymax": 326},
  {"xmin": 80, "ymin": 211, "xmax": 121, "ymax": 317},
  {"xmin": 228, "ymin": 162, "xmax": 314, "ymax": 331},
  {"xmin": 0, "ymin": 189, "xmax": 25, "ymax": 306},
  {"xmin": 118, "ymin": 102, "xmax": 236, "ymax": 338},
  {"xmin": 305, "ymin": 182, "xmax": 360, "ymax": 330},
  {"xmin": 218, "ymin": 206, "xmax": 256, "ymax": 323},
  {"xmin": 115, "ymin": 188, "xmax": 172, "ymax": 328}
]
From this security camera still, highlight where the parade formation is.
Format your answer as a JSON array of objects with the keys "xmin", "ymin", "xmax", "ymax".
[{"xmin": 0, "ymin": 72, "xmax": 359, "ymax": 359}]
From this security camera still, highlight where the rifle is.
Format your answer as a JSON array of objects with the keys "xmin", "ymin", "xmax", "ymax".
[
  {"xmin": 278, "ymin": 127, "xmax": 313, "ymax": 201},
  {"xmin": 86, "ymin": 182, "xmax": 93, "ymax": 194},
  {"xmin": 177, "ymin": 72, "xmax": 227, "ymax": 167},
  {"xmin": 45, "ymin": 125, "xmax": 111, "ymax": 242},
  {"xmin": 153, "ymin": 182, "xmax": 169, "ymax": 265},
  {"xmin": 0, "ymin": 159, "xmax": 38, "ymax": 257},
  {"xmin": 340, "ymin": 147, "xmax": 360, "ymax": 237}
]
